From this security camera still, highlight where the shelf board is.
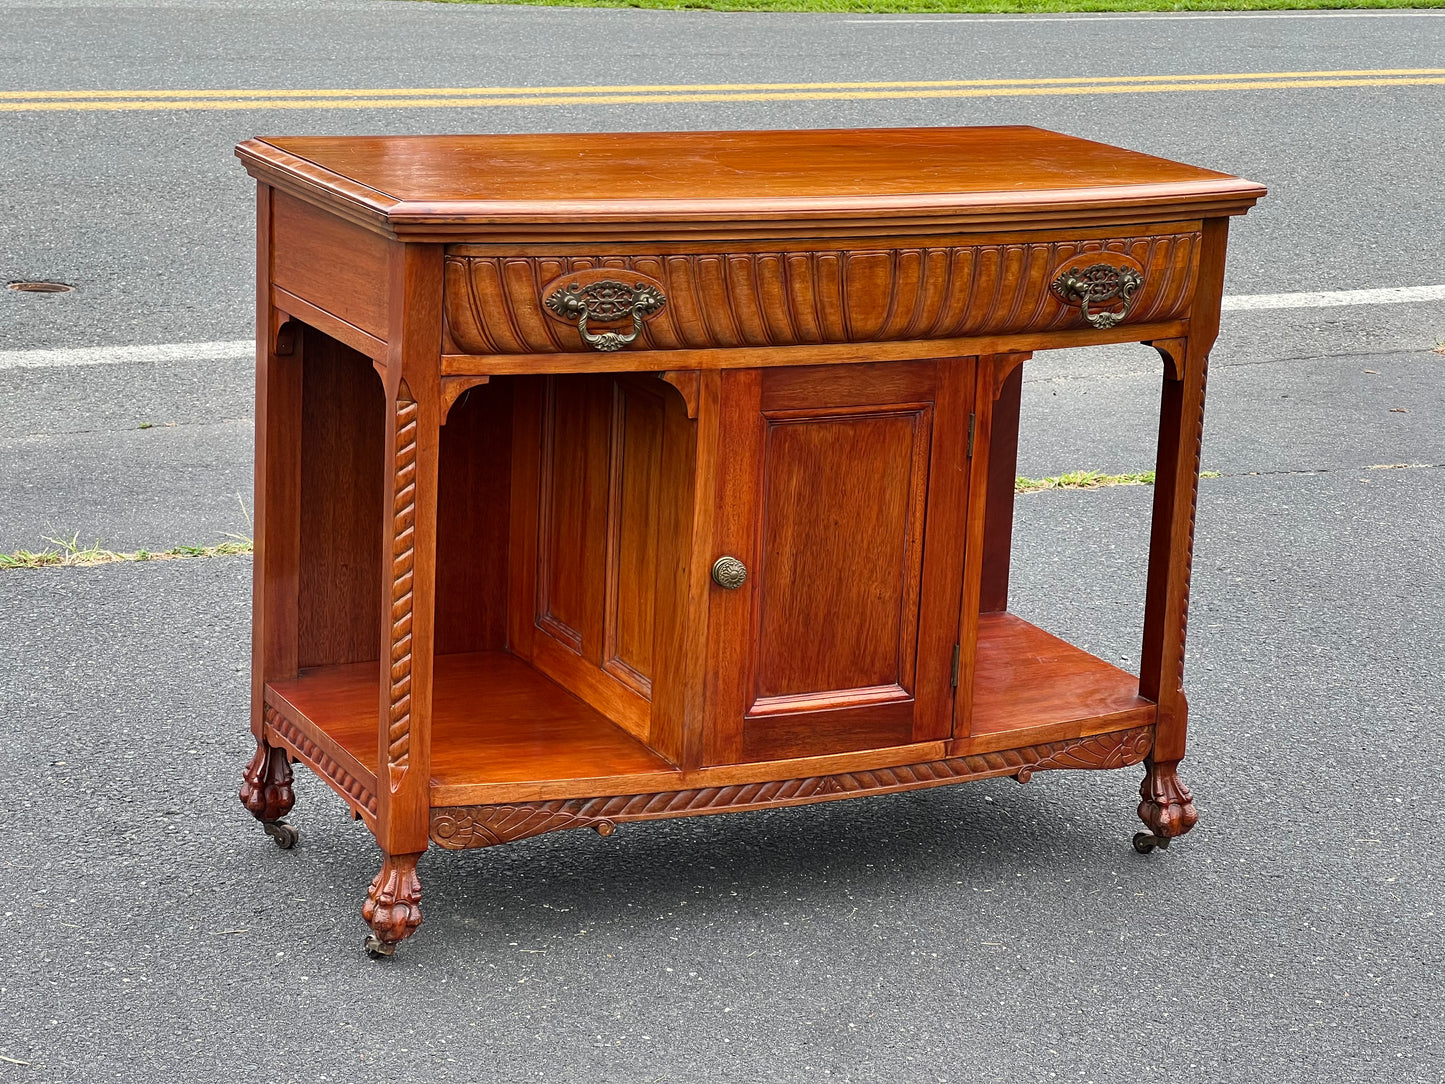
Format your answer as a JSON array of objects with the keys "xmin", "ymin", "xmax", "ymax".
[
  {"xmin": 267, "ymin": 622, "xmax": 1154, "ymax": 805},
  {"xmin": 959, "ymin": 612, "xmax": 1156, "ymax": 754},
  {"xmin": 268, "ymin": 650, "xmax": 677, "ymax": 792}
]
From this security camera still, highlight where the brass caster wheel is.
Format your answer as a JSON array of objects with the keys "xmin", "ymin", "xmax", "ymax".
[
  {"xmin": 1132, "ymin": 831, "xmax": 1171, "ymax": 854},
  {"xmin": 263, "ymin": 820, "xmax": 299, "ymax": 850},
  {"xmin": 364, "ymin": 934, "xmax": 397, "ymax": 959}
]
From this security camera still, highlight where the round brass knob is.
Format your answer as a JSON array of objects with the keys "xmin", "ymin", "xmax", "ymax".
[{"xmin": 711, "ymin": 555, "xmax": 748, "ymax": 590}]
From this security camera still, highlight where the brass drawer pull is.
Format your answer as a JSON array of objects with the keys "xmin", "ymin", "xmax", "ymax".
[
  {"xmin": 545, "ymin": 278, "xmax": 667, "ymax": 352},
  {"xmin": 711, "ymin": 556, "xmax": 748, "ymax": 590},
  {"xmin": 1050, "ymin": 263, "xmax": 1143, "ymax": 330}
]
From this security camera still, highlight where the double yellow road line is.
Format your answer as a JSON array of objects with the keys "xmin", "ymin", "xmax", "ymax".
[{"xmin": 3, "ymin": 68, "xmax": 1442, "ymax": 112}]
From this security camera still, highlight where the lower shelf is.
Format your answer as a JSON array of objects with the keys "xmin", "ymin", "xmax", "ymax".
[
  {"xmin": 264, "ymin": 613, "xmax": 1156, "ymax": 807},
  {"xmin": 268, "ymin": 651, "xmax": 676, "ymax": 795},
  {"xmin": 966, "ymin": 612, "xmax": 1157, "ymax": 752}
]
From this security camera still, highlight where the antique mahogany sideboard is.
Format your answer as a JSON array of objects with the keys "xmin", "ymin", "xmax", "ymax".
[{"xmin": 234, "ymin": 127, "xmax": 1264, "ymax": 956}]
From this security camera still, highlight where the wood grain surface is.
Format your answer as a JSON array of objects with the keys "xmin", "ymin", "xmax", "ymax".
[{"xmin": 236, "ymin": 127, "xmax": 1265, "ymax": 239}]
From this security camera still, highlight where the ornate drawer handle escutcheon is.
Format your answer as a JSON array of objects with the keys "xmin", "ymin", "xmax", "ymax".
[
  {"xmin": 545, "ymin": 279, "xmax": 667, "ymax": 352},
  {"xmin": 1051, "ymin": 264, "xmax": 1144, "ymax": 330},
  {"xmin": 711, "ymin": 556, "xmax": 748, "ymax": 590}
]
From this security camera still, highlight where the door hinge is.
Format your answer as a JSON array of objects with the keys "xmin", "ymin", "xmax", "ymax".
[
  {"xmin": 950, "ymin": 643, "xmax": 961, "ymax": 688},
  {"xmin": 966, "ymin": 413, "xmax": 976, "ymax": 458}
]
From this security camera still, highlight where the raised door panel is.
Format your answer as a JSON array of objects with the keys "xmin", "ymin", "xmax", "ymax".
[
  {"xmin": 751, "ymin": 406, "xmax": 928, "ymax": 711},
  {"xmin": 603, "ymin": 378, "xmax": 666, "ymax": 697},
  {"xmin": 536, "ymin": 375, "xmax": 609, "ymax": 652},
  {"xmin": 705, "ymin": 360, "xmax": 974, "ymax": 765}
]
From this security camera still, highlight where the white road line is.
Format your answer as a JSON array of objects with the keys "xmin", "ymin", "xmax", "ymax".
[
  {"xmin": 1, "ymin": 285, "xmax": 1441, "ymax": 371},
  {"xmin": 1220, "ymin": 284, "xmax": 1445, "ymax": 311},
  {"xmin": 0, "ymin": 339, "xmax": 252, "ymax": 371},
  {"xmin": 849, "ymin": 10, "xmax": 1445, "ymax": 21}
]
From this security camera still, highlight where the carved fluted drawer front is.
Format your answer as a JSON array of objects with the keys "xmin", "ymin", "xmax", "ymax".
[{"xmin": 443, "ymin": 229, "xmax": 1200, "ymax": 355}]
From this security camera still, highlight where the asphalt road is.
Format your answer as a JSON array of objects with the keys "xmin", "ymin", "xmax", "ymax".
[{"xmin": 0, "ymin": 2, "xmax": 1442, "ymax": 1081}]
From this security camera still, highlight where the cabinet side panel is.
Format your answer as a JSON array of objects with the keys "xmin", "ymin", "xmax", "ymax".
[
  {"xmin": 436, "ymin": 381, "xmax": 514, "ymax": 655},
  {"xmin": 271, "ymin": 191, "xmax": 390, "ymax": 340},
  {"xmin": 647, "ymin": 381, "xmax": 700, "ymax": 766},
  {"xmin": 506, "ymin": 377, "xmax": 544, "ymax": 661},
  {"xmin": 980, "ymin": 361, "xmax": 1023, "ymax": 613},
  {"xmin": 298, "ymin": 328, "xmax": 386, "ymax": 668}
]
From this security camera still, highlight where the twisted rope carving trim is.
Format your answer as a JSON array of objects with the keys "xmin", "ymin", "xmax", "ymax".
[
  {"xmin": 1176, "ymin": 362, "xmax": 1208, "ymax": 686},
  {"xmin": 263, "ymin": 704, "xmax": 378, "ymax": 819},
  {"xmin": 389, "ymin": 387, "xmax": 419, "ymax": 789},
  {"xmin": 430, "ymin": 726, "xmax": 1154, "ymax": 849}
]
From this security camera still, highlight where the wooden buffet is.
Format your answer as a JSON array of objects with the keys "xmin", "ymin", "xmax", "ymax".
[{"xmin": 234, "ymin": 127, "xmax": 1264, "ymax": 956}]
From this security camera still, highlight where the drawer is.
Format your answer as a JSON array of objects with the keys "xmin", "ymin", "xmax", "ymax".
[{"xmin": 442, "ymin": 227, "xmax": 1201, "ymax": 356}]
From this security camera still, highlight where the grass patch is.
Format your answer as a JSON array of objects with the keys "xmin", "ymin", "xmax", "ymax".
[
  {"xmin": 411, "ymin": 0, "xmax": 1445, "ymax": 12},
  {"xmin": 1016, "ymin": 469, "xmax": 1221, "ymax": 493},
  {"xmin": 0, "ymin": 533, "xmax": 253, "ymax": 571}
]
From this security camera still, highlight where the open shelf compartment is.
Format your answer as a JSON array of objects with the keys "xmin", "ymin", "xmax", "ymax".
[
  {"xmin": 270, "ymin": 329, "xmax": 1155, "ymax": 811},
  {"xmin": 965, "ymin": 613, "xmax": 1155, "ymax": 753},
  {"xmin": 265, "ymin": 612, "xmax": 1154, "ymax": 805},
  {"xmin": 267, "ymin": 652, "xmax": 676, "ymax": 802}
]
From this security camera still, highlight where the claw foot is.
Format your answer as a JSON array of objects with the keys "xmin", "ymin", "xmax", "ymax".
[
  {"xmin": 241, "ymin": 741, "xmax": 294, "ymax": 824},
  {"xmin": 362, "ymin": 853, "xmax": 423, "ymax": 956},
  {"xmin": 1136, "ymin": 757, "xmax": 1198, "ymax": 845}
]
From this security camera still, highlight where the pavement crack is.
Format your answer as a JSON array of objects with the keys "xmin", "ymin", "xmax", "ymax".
[
  {"xmin": 1025, "ymin": 345, "xmax": 1437, "ymax": 384},
  {"xmin": 1213, "ymin": 346, "xmax": 1442, "ymax": 370},
  {"xmin": 1217, "ymin": 463, "xmax": 1443, "ymax": 479},
  {"xmin": 1, "ymin": 416, "xmax": 254, "ymax": 442}
]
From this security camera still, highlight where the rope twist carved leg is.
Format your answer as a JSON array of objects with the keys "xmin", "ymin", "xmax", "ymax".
[{"xmin": 387, "ymin": 393, "xmax": 418, "ymax": 790}]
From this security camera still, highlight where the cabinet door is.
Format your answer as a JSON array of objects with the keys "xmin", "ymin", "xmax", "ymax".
[{"xmin": 704, "ymin": 359, "xmax": 974, "ymax": 765}]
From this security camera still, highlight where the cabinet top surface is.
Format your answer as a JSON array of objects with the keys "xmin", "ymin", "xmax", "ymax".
[{"xmin": 236, "ymin": 126, "xmax": 1264, "ymax": 236}]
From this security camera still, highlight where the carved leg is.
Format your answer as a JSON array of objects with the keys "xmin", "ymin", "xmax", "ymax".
[
  {"xmin": 362, "ymin": 852, "xmax": 424, "ymax": 957},
  {"xmin": 240, "ymin": 739, "xmax": 298, "ymax": 849},
  {"xmin": 1133, "ymin": 757, "xmax": 1199, "ymax": 853}
]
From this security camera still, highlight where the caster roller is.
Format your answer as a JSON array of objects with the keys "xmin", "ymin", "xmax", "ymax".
[
  {"xmin": 263, "ymin": 820, "xmax": 299, "ymax": 850},
  {"xmin": 365, "ymin": 934, "xmax": 397, "ymax": 958},
  {"xmin": 1132, "ymin": 831, "xmax": 1171, "ymax": 854}
]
